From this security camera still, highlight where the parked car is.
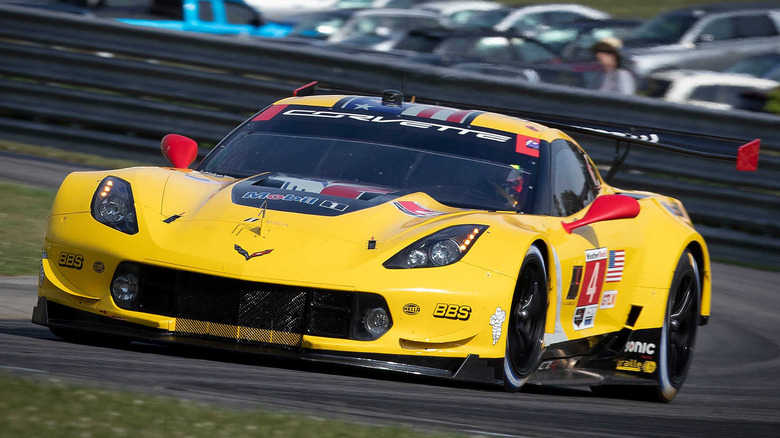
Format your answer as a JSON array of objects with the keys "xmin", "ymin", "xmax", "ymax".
[
  {"xmin": 116, "ymin": 0, "xmax": 274, "ymax": 37},
  {"xmin": 277, "ymin": 8, "xmax": 364, "ymax": 41},
  {"xmin": 414, "ymin": 1, "xmax": 510, "ymax": 29},
  {"xmin": 644, "ymin": 69, "xmax": 779, "ymax": 111},
  {"xmin": 624, "ymin": 3, "xmax": 780, "ymax": 77},
  {"xmin": 493, "ymin": 4, "xmax": 610, "ymax": 36},
  {"xmin": 244, "ymin": 0, "xmax": 430, "ymax": 20},
  {"xmin": 722, "ymin": 51, "xmax": 780, "ymax": 81},
  {"xmin": 243, "ymin": 0, "xmax": 338, "ymax": 21},
  {"xmin": 327, "ymin": 8, "xmax": 441, "ymax": 50},
  {"xmin": 392, "ymin": 28, "xmax": 561, "ymax": 66},
  {"xmin": 534, "ymin": 19, "xmax": 642, "ymax": 61}
]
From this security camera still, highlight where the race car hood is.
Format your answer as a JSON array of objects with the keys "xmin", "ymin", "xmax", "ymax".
[{"xmin": 86, "ymin": 167, "xmax": 502, "ymax": 287}]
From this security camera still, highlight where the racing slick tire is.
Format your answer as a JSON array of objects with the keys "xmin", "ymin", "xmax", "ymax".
[
  {"xmin": 503, "ymin": 245, "xmax": 547, "ymax": 392},
  {"xmin": 643, "ymin": 249, "xmax": 701, "ymax": 402},
  {"xmin": 591, "ymin": 249, "xmax": 701, "ymax": 402}
]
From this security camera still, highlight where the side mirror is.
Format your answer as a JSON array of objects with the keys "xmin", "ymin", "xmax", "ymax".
[
  {"xmin": 562, "ymin": 194, "xmax": 640, "ymax": 234},
  {"xmin": 161, "ymin": 134, "xmax": 198, "ymax": 169}
]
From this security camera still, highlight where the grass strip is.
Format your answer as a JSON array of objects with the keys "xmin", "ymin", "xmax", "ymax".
[
  {"xmin": 0, "ymin": 182, "xmax": 54, "ymax": 276},
  {"xmin": 0, "ymin": 139, "xmax": 149, "ymax": 169},
  {"xmin": 0, "ymin": 373, "xmax": 458, "ymax": 438}
]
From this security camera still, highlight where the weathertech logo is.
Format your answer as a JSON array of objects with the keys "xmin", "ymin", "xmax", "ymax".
[{"xmin": 234, "ymin": 244, "xmax": 273, "ymax": 261}]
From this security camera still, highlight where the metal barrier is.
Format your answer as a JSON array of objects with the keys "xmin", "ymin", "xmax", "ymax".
[{"xmin": 1, "ymin": 4, "xmax": 778, "ymax": 268}]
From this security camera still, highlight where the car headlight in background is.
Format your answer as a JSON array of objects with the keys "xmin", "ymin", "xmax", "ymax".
[
  {"xmin": 91, "ymin": 176, "xmax": 138, "ymax": 234},
  {"xmin": 383, "ymin": 225, "xmax": 489, "ymax": 269}
]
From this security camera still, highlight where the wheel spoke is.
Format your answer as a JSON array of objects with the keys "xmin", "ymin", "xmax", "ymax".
[{"xmin": 671, "ymin": 278, "xmax": 693, "ymax": 320}]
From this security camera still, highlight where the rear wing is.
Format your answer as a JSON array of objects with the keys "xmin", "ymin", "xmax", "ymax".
[{"xmin": 293, "ymin": 82, "xmax": 761, "ymax": 175}]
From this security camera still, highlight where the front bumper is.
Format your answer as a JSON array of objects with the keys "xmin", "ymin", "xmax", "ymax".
[{"xmin": 32, "ymin": 296, "xmax": 503, "ymax": 384}]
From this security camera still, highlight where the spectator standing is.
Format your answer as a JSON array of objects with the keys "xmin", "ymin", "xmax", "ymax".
[{"xmin": 592, "ymin": 37, "xmax": 635, "ymax": 95}]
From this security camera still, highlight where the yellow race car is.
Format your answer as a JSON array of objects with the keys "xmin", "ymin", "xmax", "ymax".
[{"xmin": 32, "ymin": 87, "xmax": 760, "ymax": 402}]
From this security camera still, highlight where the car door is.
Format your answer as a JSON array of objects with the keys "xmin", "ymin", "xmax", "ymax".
[
  {"xmin": 542, "ymin": 138, "xmax": 645, "ymax": 343},
  {"xmin": 688, "ymin": 12, "xmax": 780, "ymax": 71}
]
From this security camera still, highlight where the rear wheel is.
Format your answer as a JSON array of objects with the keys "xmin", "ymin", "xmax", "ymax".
[
  {"xmin": 591, "ymin": 249, "xmax": 701, "ymax": 402},
  {"xmin": 503, "ymin": 245, "xmax": 547, "ymax": 391},
  {"xmin": 645, "ymin": 249, "xmax": 701, "ymax": 402}
]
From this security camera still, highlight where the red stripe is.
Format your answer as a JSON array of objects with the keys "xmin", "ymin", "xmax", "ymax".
[
  {"xmin": 446, "ymin": 110, "xmax": 472, "ymax": 123},
  {"xmin": 252, "ymin": 104, "xmax": 288, "ymax": 121},
  {"xmin": 416, "ymin": 107, "xmax": 441, "ymax": 119}
]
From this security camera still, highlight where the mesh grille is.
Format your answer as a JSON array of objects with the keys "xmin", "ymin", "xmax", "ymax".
[{"xmin": 129, "ymin": 265, "xmax": 353, "ymax": 349}]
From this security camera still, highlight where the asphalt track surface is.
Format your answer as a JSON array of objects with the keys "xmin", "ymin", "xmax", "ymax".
[{"xmin": 1, "ymin": 155, "xmax": 780, "ymax": 437}]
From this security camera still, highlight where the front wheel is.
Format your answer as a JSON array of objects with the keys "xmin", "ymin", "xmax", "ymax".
[{"xmin": 503, "ymin": 245, "xmax": 548, "ymax": 391}]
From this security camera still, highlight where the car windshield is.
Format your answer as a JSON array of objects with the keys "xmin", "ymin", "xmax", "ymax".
[
  {"xmin": 724, "ymin": 55, "xmax": 780, "ymax": 77},
  {"xmin": 199, "ymin": 107, "xmax": 540, "ymax": 212},
  {"xmin": 449, "ymin": 9, "xmax": 510, "ymax": 29},
  {"xmin": 288, "ymin": 13, "xmax": 351, "ymax": 39},
  {"xmin": 629, "ymin": 13, "xmax": 698, "ymax": 44}
]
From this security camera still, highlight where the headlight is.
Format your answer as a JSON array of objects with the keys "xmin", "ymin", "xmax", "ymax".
[
  {"xmin": 383, "ymin": 225, "xmax": 489, "ymax": 269},
  {"xmin": 91, "ymin": 176, "xmax": 138, "ymax": 234}
]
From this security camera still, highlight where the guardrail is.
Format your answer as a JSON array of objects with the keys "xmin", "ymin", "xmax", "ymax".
[{"xmin": 1, "ymin": 4, "xmax": 778, "ymax": 268}]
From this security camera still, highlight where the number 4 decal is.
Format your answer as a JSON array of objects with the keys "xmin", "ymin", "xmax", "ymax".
[{"xmin": 577, "ymin": 248, "xmax": 607, "ymax": 307}]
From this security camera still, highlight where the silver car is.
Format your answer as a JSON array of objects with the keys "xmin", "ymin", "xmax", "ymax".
[{"xmin": 625, "ymin": 3, "xmax": 780, "ymax": 77}]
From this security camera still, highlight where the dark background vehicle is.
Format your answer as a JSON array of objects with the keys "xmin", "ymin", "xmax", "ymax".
[
  {"xmin": 624, "ymin": 2, "xmax": 780, "ymax": 77},
  {"xmin": 534, "ymin": 18, "xmax": 643, "ymax": 61},
  {"xmin": 392, "ymin": 28, "xmax": 561, "ymax": 66}
]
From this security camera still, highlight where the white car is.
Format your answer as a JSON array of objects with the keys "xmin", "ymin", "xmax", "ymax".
[
  {"xmin": 414, "ymin": 1, "xmax": 508, "ymax": 28},
  {"xmin": 646, "ymin": 70, "xmax": 779, "ymax": 110},
  {"xmin": 493, "ymin": 4, "xmax": 610, "ymax": 35},
  {"xmin": 244, "ymin": 0, "xmax": 339, "ymax": 20},
  {"xmin": 244, "ymin": 0, "xmax": 431, "ymax": 20}
]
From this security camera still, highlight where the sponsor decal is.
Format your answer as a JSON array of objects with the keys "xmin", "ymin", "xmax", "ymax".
[
  {"xmin": 585, "ymin": 247, "xmax": 608, "ymax": 262},
  {"xmin": 489, "ymin": 307, "xmax": 506, "ymax": 345},
  {"xmin": 573, "ymin": 305, "xmax": 597, "ymax": 330},
  {"xmin": 403, "ymin": 303, "xmax": 420, "ymax": 315},
  {"xmin": 566, "ymin": 265, "xmax": 583, "ymax": 300},
  {"xmin": 515, "ymin": 134, "xmax": 540, "ymax": 158},
  {"xmin": 538, "ymin": 359, "xmax": 568, "ymax": 371},
  {"xmin": 234, "ymin": 244, "xmax": 273, "ymax": 261},
  {"xmin": 578, "ymin": 248, "xmax": 607, "ymax": 307},
  {"xmin": 433, "ymin": 303, "xmax": 471, "ymax": 321},
  {"xmin": 625, "ymin": 341, "xmax": 656, "ymax": 355},
  {"xmin": 242, "ymin": 192, "xmax": 319, "ymax": 204},
  {"xmin": 282, "ymin": 109, "xmax": 512, "ymax": 143},
  {"xmin": 600, "ymin": 290, "xmax": 617, "ymax": 309},
  {"xmin": 392, "ymin": 201, "xmax": 446, "ymax": 218},
  {"xmin": 616, "ymin": 359, "xmax": 657, "ymax": 373},
  {"xmin": 93, "ymin": 261, "xmax": 105, "ymax": 274},
  {"xmin": 319, "ymin": 199, "xmax": 349, "ymax": 212},
  {"xmin": 58, "ymin": 252, "xmax": 83, "ymax": 270},
  {"xmin": 606, "ymin": 250, "xmax": 625, "ymax": 282}
]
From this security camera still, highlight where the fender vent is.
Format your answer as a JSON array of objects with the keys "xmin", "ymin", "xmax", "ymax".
[{"xmin": 625, "ymin": 305, "xmax": 642, "ymax": 327}]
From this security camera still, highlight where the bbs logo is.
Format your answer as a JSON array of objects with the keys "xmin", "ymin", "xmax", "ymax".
[
  {"xmin": 58, "ymin": 252, "xmax": 84, "ymax": 270},
  {"xmin": 433, "ymin": 303, "xmax": 471, "ymax": 321}
]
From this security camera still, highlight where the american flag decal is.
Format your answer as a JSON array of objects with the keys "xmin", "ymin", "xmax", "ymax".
[{"xmin": 606, "ymin": 250, "xmax": 625, "ymax": 282}]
